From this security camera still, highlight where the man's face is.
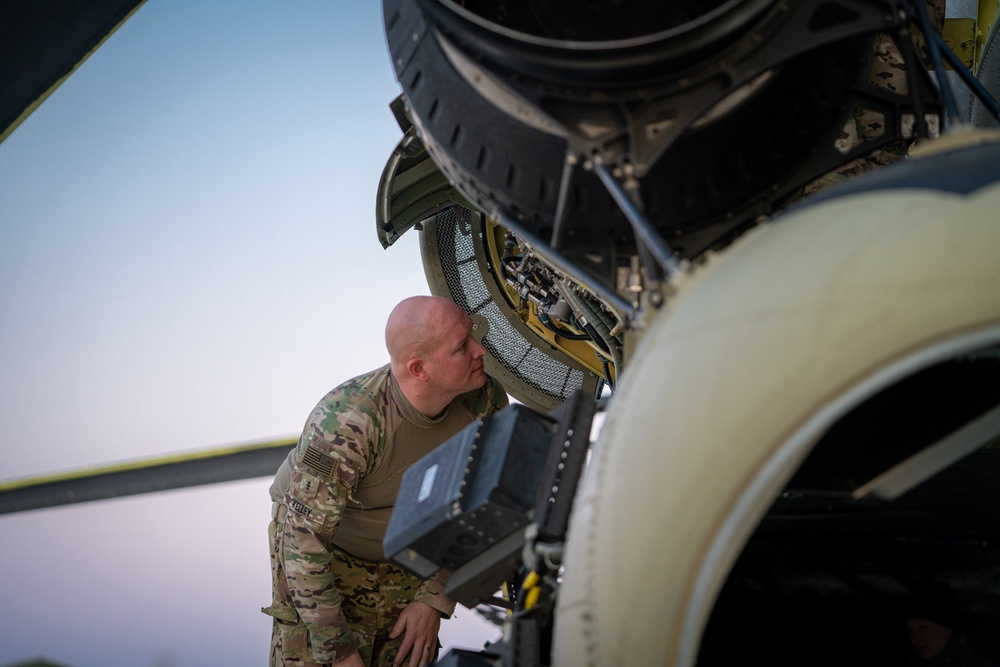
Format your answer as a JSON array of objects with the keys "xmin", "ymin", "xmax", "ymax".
[
  {"xmin": 906, "ymin": 618, "xmax": 953, "ymax": 661},
  {"xmin": 427, "ymin": 307, "xmax": 487, "ymax": 396}
]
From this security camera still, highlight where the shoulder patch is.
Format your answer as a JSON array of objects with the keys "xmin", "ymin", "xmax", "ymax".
[{"xmin": 302, "ymin": 444, "xmax": 335, "ymax": 478}]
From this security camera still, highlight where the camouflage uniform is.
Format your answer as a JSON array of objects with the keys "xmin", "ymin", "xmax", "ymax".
[{"xmin": 263, "ymin": 364, "xmax": 508, "ymax": 666}]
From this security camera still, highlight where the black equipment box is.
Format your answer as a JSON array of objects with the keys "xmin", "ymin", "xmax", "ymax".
[{"xmin": 384, "ymin": 404, "xmax": 556, "ymax": 578}]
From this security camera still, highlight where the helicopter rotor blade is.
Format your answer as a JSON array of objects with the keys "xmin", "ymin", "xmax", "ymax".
[{"xmin": 0, "ymin": 437, "xmax": 296, "ymax": 515}]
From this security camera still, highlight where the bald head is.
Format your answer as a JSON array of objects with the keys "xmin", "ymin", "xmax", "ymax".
[
  {"xmin": 386, "ymin": 295, "xmax": 488, "ymax": 416},
  {"xmin": 385, "ymin": 295, "xmax": 462, "ymax": 364}
]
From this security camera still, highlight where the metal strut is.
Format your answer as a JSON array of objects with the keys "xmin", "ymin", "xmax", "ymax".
[
  {"xmin": 594, "ymin": 163, "xmax": 683, "ymax": 281},
  {"xmin": 911, "ymin": 0, "xmax": 962, "ymax": 126}
]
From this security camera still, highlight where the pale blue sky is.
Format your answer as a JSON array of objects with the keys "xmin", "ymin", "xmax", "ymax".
[{"xmin": 0, "ymin": 2, "xmax": 497, "ymax": 664}]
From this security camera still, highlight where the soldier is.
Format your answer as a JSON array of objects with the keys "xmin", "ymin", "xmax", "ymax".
[{"xmin": 263, "ymin": 295, "xmax": 509, "ymax": 667}]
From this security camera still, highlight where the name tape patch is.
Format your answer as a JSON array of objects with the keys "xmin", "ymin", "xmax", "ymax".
[{"xmin": 288, "ymin": 499, "xmax": 313, "ymax": 518}]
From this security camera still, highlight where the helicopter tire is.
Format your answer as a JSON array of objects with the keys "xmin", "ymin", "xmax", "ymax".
[{"xmin": 552, "ymin": 145, "xmax": 1000, "ymax": 666}]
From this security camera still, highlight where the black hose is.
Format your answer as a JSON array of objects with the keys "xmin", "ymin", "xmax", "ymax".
[
  {"xmin": 600, "ymin": 358, "xmax": 615, "ymax": 390},
  {"xmin": 539, "ymin": 314, "xmax": 592, "ymax": 341},
  {"xmin": 931, "ymin": 29, "xmax": 1000, "ymax": 119},
  {"xmin": 912, "ymin": 0, "xmax": 961, "ymax": 125},
  {"xmin": 582, "ymin": 321, "xmax": 611, "ymax": 353}
]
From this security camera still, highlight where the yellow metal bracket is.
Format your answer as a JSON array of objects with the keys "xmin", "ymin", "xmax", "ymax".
[{"xmin": 944, "ymin": 17, "xmax": 978, "ymax": 68}]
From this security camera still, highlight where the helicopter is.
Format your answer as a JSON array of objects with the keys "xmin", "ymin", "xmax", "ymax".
[{"xmin": 370, "ymin": 0, "xmax": 1000, "ymax": 665}]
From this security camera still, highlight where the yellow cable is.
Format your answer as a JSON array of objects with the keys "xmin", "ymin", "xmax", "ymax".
[{"xmin": 525, "ymin": 586, "xmax": 541, "ymax": 610}]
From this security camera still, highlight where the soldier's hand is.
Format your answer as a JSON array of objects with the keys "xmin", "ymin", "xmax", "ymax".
[
  {"xmin": 390, "ymin": 600, "xmax": 441, "ymax": 667},
  {"xmin": 333, "ymin": 650, "xmax": 366, "ymax": 667}
]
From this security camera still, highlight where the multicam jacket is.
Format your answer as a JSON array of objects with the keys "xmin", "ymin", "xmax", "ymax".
[{"xmin": 268, "ymin": 364, "xmax": 507, "ymax": 663}]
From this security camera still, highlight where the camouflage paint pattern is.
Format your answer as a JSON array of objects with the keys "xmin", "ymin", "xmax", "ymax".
[{"xmin": 802, "ymin": 0, "xmax": 946, "ymax": 196}]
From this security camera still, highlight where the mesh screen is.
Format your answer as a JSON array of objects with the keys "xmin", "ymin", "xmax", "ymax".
[{"xmin": 434, "ymin": 207, "xmax": 584, "ymax": 404}]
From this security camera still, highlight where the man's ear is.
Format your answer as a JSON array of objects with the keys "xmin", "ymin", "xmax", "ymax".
[{"xmin": 406, "ymin": 357, "xmax": 430, "ymax": 382}]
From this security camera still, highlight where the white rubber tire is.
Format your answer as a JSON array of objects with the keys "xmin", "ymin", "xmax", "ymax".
[{"xmin": 552, "ymin": 179, "xmax": 1000, "ymax": 667}]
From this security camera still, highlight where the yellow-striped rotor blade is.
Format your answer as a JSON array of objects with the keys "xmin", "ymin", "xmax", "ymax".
[{"xmin": 0, "ymin": 437, "xmax": 296, "ymax": 515}]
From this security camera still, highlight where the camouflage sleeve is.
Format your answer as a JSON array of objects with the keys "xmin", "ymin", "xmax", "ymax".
[
  {"xmin": 414, "ymin": 569, "xmax": 457, "ymax": 617},
  {"xmin": 488, "ymin": 376, "xmax": 510, "ymax": 414},
  {"xmin": 469, "ymin": 375, "xmax": 508, "ymax": 417},
  {"xmin": 282, "ymin": 424, "xmax": 371, "ymax": 664}
]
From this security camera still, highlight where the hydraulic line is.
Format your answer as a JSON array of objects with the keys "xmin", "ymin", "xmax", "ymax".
[
  {"xmin": 561, "ymin": 280, "xmax": 623, "ymax": 386},
  {"xmin": 502, "ymin": 256, "xmax": 552, "ymax": 308},
  {"xmin": 498, "ymin": 212, "xmax": 636, "ymax": 320},
  {"xmin": 539, "ymin": 312, "xmax": 592, "ymax": 340},
  {"xmin": 600, "ymin": 358, "xmax": 614, "ymax": 389},
  {"xmin": 930, "ymin": 26, "xmax": 1000, "ymax": 119},
  {"xmin": 912, "ymin": 0, "xmax": 962, "ymax": 125},
  {"xmin": 501, "ymin": 237, "xmax": 610, "ymax": 343}
]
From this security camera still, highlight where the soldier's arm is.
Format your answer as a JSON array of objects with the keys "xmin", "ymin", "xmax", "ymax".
[
  {"xmin": 413, "ymin": 568, "xmax": 456, "ymax": 617},
  {"xmin": 282, "ymin": 429, "xmax": 369, "ymax": 664},
  {"xmin": 390, "ymin": 600, "xmax": 443, "ymax": 667}
]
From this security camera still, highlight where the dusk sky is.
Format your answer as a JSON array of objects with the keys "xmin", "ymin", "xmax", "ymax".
[{"xmin": 0, "ymin": 2, "xmax": 499, "ymax": 665}]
